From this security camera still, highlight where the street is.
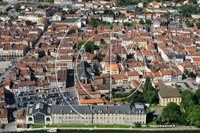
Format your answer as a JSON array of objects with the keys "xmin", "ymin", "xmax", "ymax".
[{"xmin": 182, "ymin": 20, "xmax": 191, "ymax": 29}]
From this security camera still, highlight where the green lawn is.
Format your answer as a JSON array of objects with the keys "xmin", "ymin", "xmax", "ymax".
[
  {"xmin": 32, "ymin": 125, "xmax": 45, "ymax": 128},
  {"xmin": 147, "ymin": 107, "xmax": 152, "ymax": 113},
  {"xmin": 46, "ymin": 124, "xmax": 131, "ymax": 128},
  {"xmin": 147, "ymin": 104, "xmax": 162, "ymax": 113}
]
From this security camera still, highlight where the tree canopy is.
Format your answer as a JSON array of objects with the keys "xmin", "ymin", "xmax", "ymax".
[
  {"xmin": 143, "ymin": 77, "xmax": 157, "ymax": 104},
  {"xmin": 161, "ymin": 21, "xmax": 168, "ymax": 26},
  {"xmin": 14, "ymin": 3, "xmax": 20, "ymax": 12},
  {"xmin": 78, "ymin": 41, "xmax": 99, "ymax": 54},
  {"xmin": 162, "ymin": 102, "xmax": 182, "ymax": 123},
  {"xmin": 187, "ymin": 105, "xmax": 200, "ymax": 127},
  {"xmin": 0, "ymin": 12, "xmax": 8, "ymax": 15},
  {"xmin": 68, "ymin": 29, "xmax": 76, "ymax": 34}
]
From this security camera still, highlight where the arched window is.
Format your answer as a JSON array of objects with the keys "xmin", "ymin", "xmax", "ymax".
[
  {"xmin": 28, "ymin": 117, "xmax": 32, "ymax": 121},
  {"xmin": 33, "ymin": 113, "xmax": 45, "ymax": 123},
  {"xmin": 46, "ymin": 117, "xmax": 50, "ymax": 121}
]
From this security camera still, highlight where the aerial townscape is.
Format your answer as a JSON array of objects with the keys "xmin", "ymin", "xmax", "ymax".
[{"xmin": 0, "ymin": 0, "xmax": 200, "ymax": 132}]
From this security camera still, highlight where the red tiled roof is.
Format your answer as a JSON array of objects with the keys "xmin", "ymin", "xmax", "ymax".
[{"xmin": 79, "ymin": 99, "xmax": 104, "ymax": 104}]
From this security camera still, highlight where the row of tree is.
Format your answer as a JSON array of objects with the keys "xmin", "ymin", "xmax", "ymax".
[{"xmin": 0, "ymin": 12, "xmax": 8, "ymax": 15}]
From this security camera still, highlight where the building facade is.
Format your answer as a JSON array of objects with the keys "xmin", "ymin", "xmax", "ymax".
[{"xmin": 26, "ymin": 103, "xmax": 147, "ymax": 125}]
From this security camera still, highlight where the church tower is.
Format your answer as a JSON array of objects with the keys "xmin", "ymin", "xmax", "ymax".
[{"xmin": 81, "ymin": 45, "xmax": 87, "ymax": 61}]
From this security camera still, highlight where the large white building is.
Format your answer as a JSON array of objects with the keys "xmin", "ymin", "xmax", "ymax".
[{"xmin": 26, "ymin": 102, "xmax": 147, "ymax": 125}]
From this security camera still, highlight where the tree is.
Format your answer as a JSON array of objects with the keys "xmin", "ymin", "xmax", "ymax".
[
  {"xmin": 38, "ymin": 4, "xmax": 42, "ymax": 8},
  {"xmin": 162, "ymin": 102, "xmax": 181, "ymax": 123},
  {"xmin": 114, "ymin": 93, "xmax": 123, "ymax": 98},
  {"xmin": 93, "ymin": 102, "xmax": 97, "ymax": 105},
  {"xmin": 161, "ymin": 21, "xmax": 167, "ymax": 26},
  {"xmin": 67, "ymin": 9, "xmax": 74, "ymax": 14},
  {"xmin": 146, "ymin": 19, "xmax": 151, "ymax": 25},
  {"xmin": 89, "ymin": 18, "xmax": 100, "ymax": 27},
  {"xmin": 194, "ymin": 88, "xmax": 200, "ymax": 104},
  {"xmin": 135, "ymin": 122, "xmax": 141, "ymax": 128},
  {"xmin": 0, "ymin": 12, "xmax": 8, "ymax": 15},
  {"xmin": 14, "ymin": 3, "xmax": 20, "ymax": 12},
  {"xmin": 187, "ymin": 105, "xmax": 200, "ymax": 127},
  {"xmin": 68, "ymin": 29, "xmax": 76, "ymax": 34},
  {"xmin": 139, "ymin": 19, "xmax": 144, "ymax": 25},
  {"xmin": 78, "ymin": 41, "xmax": 99, "ymax": 54},
  {"xmin": 120, "ymin": 13, "xmax": 125, "ymax": 18},
  {"xmin": 156, "ymin": 116, "xmax": 162, "ymax": 125},
  {"xmin": 178, "ymin": 113, "xmax": 188, "ymax": 125},
  {"xmin": 124, "ymin": 22, "xmax": 133, "ymax": 26},
  {"xmin": 181, "ymin": 90, "xmax": 195, "ymax": 114},
  {"xmin": 154, "ymin": 68, "xmax": 160, "ymax": 72},
  {"xmin": 135, "ymin": 7, "xmax": 143, "ymax": 12},
  {"xmin": 185, "ymin": 20, "xmax": 194, "ymax": 27},
  {"xmin": 54, "ymin": 42, "xmax": 59, "ymax": 46},
  {"xmin": 15, "ymin": 16, "xmax": 18, "ymax": 19},
  {"xmin": 84, "ymin": 96, "xmax": 89, "ymax": 99}
]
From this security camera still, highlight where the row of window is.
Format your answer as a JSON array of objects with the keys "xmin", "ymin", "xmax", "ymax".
[
  {"xmin": 54, "ymin": 114, "xmax": 145, "ymax": 117},
  {"xmin": 53, "ymin": 120, "xmax": 146, "ymax": 124},
  {"xmin": 53, "ymin": 117, "xmax": 145, "ymax": 120}
]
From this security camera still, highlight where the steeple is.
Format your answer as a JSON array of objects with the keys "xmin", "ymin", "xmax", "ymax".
[{"xmin": 81, "ymin": 45, "xmax": 87, "ymax": 61}]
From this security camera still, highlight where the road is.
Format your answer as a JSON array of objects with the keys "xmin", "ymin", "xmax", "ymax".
[
  {"xmin": 1, "ymin": 2, "xmax": 12, "ymax": 12},
  {"xmin": 164, "ymin": 79, "xmax": 198, "ymax": 92},
  {"xmin": 0, "ymin": 58, "xmax": 22, "ymax": 83},
  {"xmin": 0, "ymin": 65, "xmax": 12, "ymax": 83},
  {"xmin": 182, "ymin": 20, "xmax": 191, "ymax": 30}
]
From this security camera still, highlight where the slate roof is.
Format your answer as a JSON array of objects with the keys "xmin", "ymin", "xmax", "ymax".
[
  {"xmin": 156, "ymin": 80, "xmax": 181, "ymax": 98},
  {"xmin": 51, "ymin": 105, "xmax": 146, "ymax": 114},
  {"xmin": 76, "ymin": 61, "xmax": 91, "ymax": 79},
  {"xmin": 27, "ymin": 102, "xmax": 51, "ymax": 115}
]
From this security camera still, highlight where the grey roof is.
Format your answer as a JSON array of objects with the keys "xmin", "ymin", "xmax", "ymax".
[
  {"xmin": 27, "ymin": 102, "xmax": 51, "ymax": 116},
  {"xmin": 167, "ymin": 54, "xmax": 174, "ymax": 59},
  {"xmin": 97, "ymin": 85, "xmax": 110, "ymax": 90},
  {"xmin": 51, "ymin": 105, "xmax": 146, "ymax": 114},
  {"xmin": 167, "ymin": 54, "xmax": 183, "ymax": 59},
  {"xmin": 175, "ymin": 54, "xmax": 183, "ymax": 59},
  {"xmin": 134, "ymin": 12, "xmax": 142, "ymax": 16},
  {"xmin": 52, "ymin": 105, "xmax": 92, "ymax": 114},
  {"xmin": 156, "ymin": 81, "xmax": 181, "ymax": 98},
  {"xmin": 77, "ymin": 61, "xmax": 90, "ymax": 79},
  {"xmin": 53, "ymin": 18, "xmax": 80, "ymax": 23}
]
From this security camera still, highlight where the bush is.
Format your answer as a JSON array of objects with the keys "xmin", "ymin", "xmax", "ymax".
[{"xmin": 135, "ymin": 122, "xmax": 141, "ymax": 128}]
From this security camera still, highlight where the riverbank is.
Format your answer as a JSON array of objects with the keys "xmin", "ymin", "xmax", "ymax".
[{"xmin": 1, "ymin": 127, "xmax": 200, "ymax": 133}]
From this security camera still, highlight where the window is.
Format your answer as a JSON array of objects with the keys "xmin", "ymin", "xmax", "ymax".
[{"xmin": 33, "ymin": 113, "xmax": 45, "ymax": 123}]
